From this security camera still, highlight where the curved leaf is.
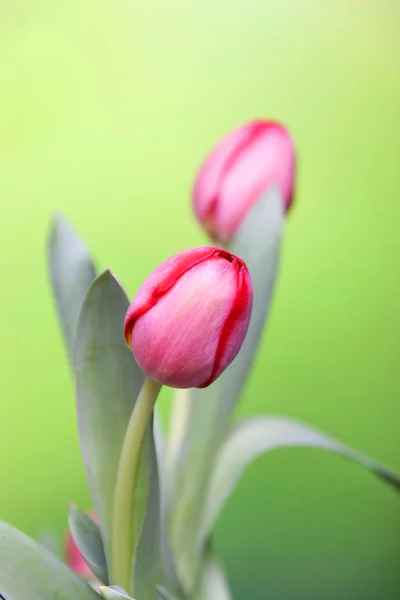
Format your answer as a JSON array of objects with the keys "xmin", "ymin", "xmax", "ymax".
[
  {"xmin": 153, "ymin": 411, "xmax": 166, "ymax": 511},
  {"xmin": 37, "ymin": 530, "xmax": 60, "ymax": 558},
  {"xmin": 69, "ymin": 505, "xmax": 108, "ymax": 584},
  {"xmin": 74, "ymin": 270, "xmax": 145, "ymax": 565},
  {"xmin": 130, "ymin": 421, "xmax": 162, "ymax": 600},
  {"xmin": 193, "ymin": 549, "xmax": 231, "ymax": 600},
  {"xmin": 202, "ymin": 415, "xmax": 400, "ymax": 538},
  {"xmin": 100, "ymin": 586, "xmax": 134, "ymax": 600},
  {"xmin": 221, "ymin": 184, "xmax": 284, "ymax": 417},
  {"xmin": 169, "ymin": 188, "xmax": 284, "ymax": 591},
  {"xmin": 153, "ymin": 414, "xmax": 182, "ymax": 596},
  {"xmin": 0, "ymin": 521, "xmax": 98, "ymax": 600},
  {"xmin": 156, "ymin": 585, "xmax": 180, "ymax": 600},
  {"xmin": 48, "ymin": 212, "xmax": 96, "ymax": 363}
]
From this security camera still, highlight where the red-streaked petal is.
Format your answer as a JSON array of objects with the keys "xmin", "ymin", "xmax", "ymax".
[
  {"xmin": 126, "ymin": 247, "xmax": 252, "ymax": 389},
  {"xmin": 124, "ymin": 246, "xmax": 219, "ymax": 345},
  {"xmin": 193, "ymin": 120, "xmax": 295, "ymax": 242},
  {"xmin": 200, "ymin": 259, "xmax": 253, "ymax": 387}
]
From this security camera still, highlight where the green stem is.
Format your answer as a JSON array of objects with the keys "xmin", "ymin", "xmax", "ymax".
[{"xmin": 111, "ymin": 377, "xmax": 162, "ymax": 592}]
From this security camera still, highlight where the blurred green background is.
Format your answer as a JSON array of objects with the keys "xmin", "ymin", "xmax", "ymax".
[{"xmin": 1, "ymin": 1, "xmax": 400, "ymax": 598}]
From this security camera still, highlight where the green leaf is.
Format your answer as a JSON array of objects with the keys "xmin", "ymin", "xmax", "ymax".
[
  {"xmin": 68, "ymin": 505, "xmax": 108, "ymax": 584},
  {"xmin": 153, "ymin": 412, "xmax": 166, "ymax": 505},
  {"xmin": 130, "ymin": 421, "xmax": 162, "ymax": 600},
  {"xmin": 220, "ymin": 185, "xmax": 284, "ymax": 416},
  {"xmin": 74, "ymin": 270, "xmax": 145, "ymax": 566},
  {"xmin": 37, "ymin": 529, "xmax": 61, "ymax": 558},
  {"xmin": 100, "ymin": 586, "xmax": 134, "ymax": 599},
  {"xmin": 193, "ymin": 549, "xmax": 231, "ymax": 600},
  {"xmin": 129, "ymin": 416, "xmax": 181, "ymax": 600},
  {"xmin": 48, "ymin": 212, "xmax": 96, "ymax": 364},
  {"xmin": 156, "ymin": 585, "xmax": 180, "ymax": 600},
  {"xmin": 169, "ymin": 188, "xmax": 284, "ymax": 591},
  {"xmin": 202, "ymin": 415, "xmax": 400, "ymax": 539},
  {"xmin": 152, "ymin": 415, "xmax": 182, "ymax": 597},
  {"xmin": 0, "ymin": 521, "xmax": 99, "ymax": 600}
]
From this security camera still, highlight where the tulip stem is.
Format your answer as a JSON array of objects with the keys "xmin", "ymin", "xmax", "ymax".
[{"xmin": 111, "ymin": 376, "xmax": 162, "ymax": 593}]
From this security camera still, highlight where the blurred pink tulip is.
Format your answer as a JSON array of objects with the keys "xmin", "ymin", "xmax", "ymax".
[
  {"xmin": 193, "ymin": 120, "xmax": 296, "ymax": 242},
  {"xmin": 124, "ymin": 246, "xmax": 253, "ymax": 389},
  {"xmin": 65, "ymin": 531, "xmax": 93, "ymax": 580},
  {"xmin": 65, "ymin": 510, "xmax": 99, "ymax": 590}
]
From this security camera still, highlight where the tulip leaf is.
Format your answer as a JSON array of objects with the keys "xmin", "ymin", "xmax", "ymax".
[
  {"xmin": 152, "ymin": 415, "xmax": 182, "ymax": 596},
  {"xmin": 153, "ymin": 412, "xmax": 166, "ymax": 511},
  {"xmin": 201, "ymin": 415, "xmax": 400, "ymax": 539},
  {"xmin": 37, "ymin": 529, "xmax": 61, "ymax": 558},
  {"xmin": 221, "ymin": 184, "xmax": 284, "ymax": 415},
  {"xmin": 100, "ymin": 586, "xmax": 135, "ymax": 600},
  {"xmin": 193, "ymin": 549, "xmax": 231, "ymax": 600},
  {"xmin": 0, "ymin": 521, "xmax": 99, "ymax": 600},
  {"xmin": 156, "ymin": 585, "xmax": 180, "ymax": 600},
  {"xmin": 169, "ymin": 188, "xmax": 284, "ymax": 591},
  {"xmin": 74, "ymin": 269, "xmax": 146, "ymax": 566},
  {"xmin": 48, "ymin": 212, "xmax": 96, "ymax": 364},
  {"xmin": 130, "ymin": 420, "xmax": 162, "ymax": 600},
  {"xmin": 68, "ymin": 505, "xmax": 108, "ymax": 584},
  {"xmin": 129, "ymin": 419, "xmax": 180, "ymax": 600}
]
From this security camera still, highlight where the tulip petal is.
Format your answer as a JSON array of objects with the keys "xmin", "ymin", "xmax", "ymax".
[
  {"xmin": 0, "ymin": 521, "xmax": 98, "ymax": 600},
  {"xmin": 216, "ymin": 123, "xmax": 295, "ymax": 238},
  {"xmin": 193, "ymin": 122, "xmax": 254, "ymax": 225},
  {"xmin": 124, "ymin": 247, "xmax": 217, "ymax": 346},
  {"xmin": 47, "ymin": 212, "xmax": 96, "ymax": 365},
  {"xmin": 193, "ymin": 120, "xmax": 295, "ymax": 242},
  {"xmin": 74, "ymin": 270, "xmax": 147, "ymax": 566},
  {"xmin": 202, "ymin": 416, "xmax": 400, "ymax": 539},
  {"xmin": 68, "ymin": 506, "xmax": 108, "ymax": 584},
  {"xmin": 130, "ymin": 255, "xmax": 245, "ymax": 388}
]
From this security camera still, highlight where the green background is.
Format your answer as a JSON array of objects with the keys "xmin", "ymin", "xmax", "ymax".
[{"xmin": 1, "ymin": 1, "xmax": 399, "ymax": 598}]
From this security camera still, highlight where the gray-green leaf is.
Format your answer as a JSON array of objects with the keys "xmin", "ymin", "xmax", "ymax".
[
  {"xmin": 37, "ymin": 529, "xmax": 61, "ymax": 558},
  {"xmin": 153, "ymin": 414, "xmax": 182, "ymax": 596},
  {"xmin": 156, "ymin": 585, "xmax": 180, "ymax": 600},
  {"xmin": 193, "ymin": 549, "xmax": 231, "ymax": 600},
  {"xmin": 48, "ymin": 212, "xmax": 96, "ymax": 364},
  {"xmin": 130, "ymin": 420, "xmax": 162, "ymax": 600},
  {"xmin": 0, "ymin": 521, "xmax": 99, "ymax": 600},
  {"xmin": 68, "ymin": 505, "xmax": 108, "ymax": 584},
  {"xmin": 221, "ymin": 184, "xmax": 283, "ymax": 416},
  {"xmin": 74, "ymin": 269, "xmax": 145, "ymax": 565},
  {"xmin": 202, "ymin": 415, "xmax": 400, "ymax": 539},
  {"xmin": 100, "ymin": 585, "xmax": 134, "ymax": 600},
  {"xmin": 100, "ymin": 586, "xmax": 134, "ymax": 599},
  {"xmin": 169, "ymin": 188, "xmax": 284, "ymax": 591}
]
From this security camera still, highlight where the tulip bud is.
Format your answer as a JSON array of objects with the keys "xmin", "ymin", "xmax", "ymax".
[
  {"xmin": 193, "ymin": 120, "xmax": 296, "ymax": 242},
  {"xmin": 124, "ymin": 247, "xmax": 253, "ymax": 389}
]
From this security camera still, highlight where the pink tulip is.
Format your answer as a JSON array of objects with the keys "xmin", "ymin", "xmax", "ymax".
[
  {"xmin": 124, "ymin": 247, "xmax": 253, "ymax": 389},
  {"xmin": 193, "ymin": 120, "xmax": 296, "ymax": 242},
  {"xmin": 65, "ymin": 531, "xmax": 93, "ymax": 580},
  {"xmin": 65, "ymin": 510, "xmax": 99, "ymax": 590}
]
